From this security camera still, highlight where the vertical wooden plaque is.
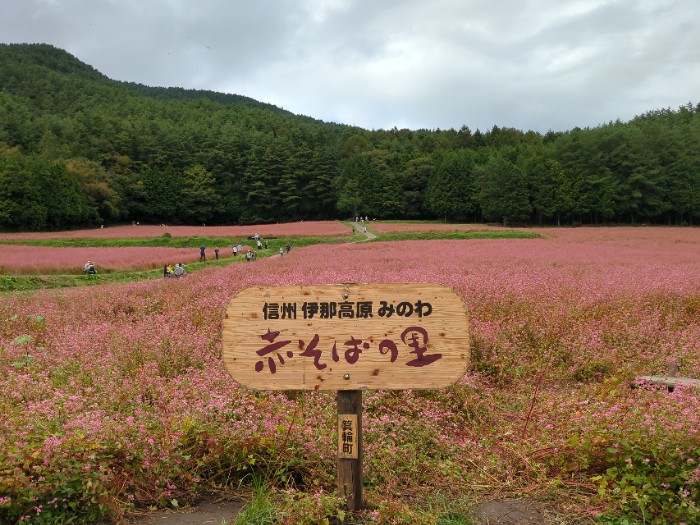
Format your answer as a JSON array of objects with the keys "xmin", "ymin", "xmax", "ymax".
[
  {"xmin": 337, "ymin": 390, "xmax": 363, "ymax": 511},
  {"xmin": 338, "ymin": 414, "xmax": 359, "ymax": 459}
]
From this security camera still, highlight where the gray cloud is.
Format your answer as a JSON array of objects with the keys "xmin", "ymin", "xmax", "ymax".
[{"xmin": 2, "ymin": 0, "xmax": 698, "ymax": 132}]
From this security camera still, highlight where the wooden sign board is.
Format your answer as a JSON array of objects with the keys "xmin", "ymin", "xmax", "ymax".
[
  {"xmin": 337, "ymin": 414, "xmax": 359, "ymax": 459},
  {"xmin": 222, "ymin": 283, "xmax": 469, "ymax": 391}
]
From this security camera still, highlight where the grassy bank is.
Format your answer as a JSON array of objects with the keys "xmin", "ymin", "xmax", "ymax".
[
  {"xmin": 369, "ymin": 230, "xmax": 542, "ymax": 241},
  {"xmin": 0, "ymin": 235, "xmax": 351, "ymax": 249}
]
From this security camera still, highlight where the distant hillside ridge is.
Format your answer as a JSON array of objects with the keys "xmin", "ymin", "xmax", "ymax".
[
  {"xmin": 117, "ymin": 82, "xmax": 294, "ymax": 115},
  {"xmin": 0, "ymin": 42, "xmax": 301, "ymax": 116},
  {"xmin": 0, "ymin": 42, "xmax": 697, "ymax": 231},
  {"xmin": 0, "ymin": 43, "xmax": 108, "ymax": 82}
]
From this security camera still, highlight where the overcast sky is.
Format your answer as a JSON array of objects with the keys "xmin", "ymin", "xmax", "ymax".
[{"xmin": 2, "ymin": 0, "xmax": 699, "ymax": 133}]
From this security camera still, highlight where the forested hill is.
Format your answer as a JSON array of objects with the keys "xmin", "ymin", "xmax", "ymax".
[
  {"xmin": 118, "ymin": 83, "xmax": 296, "ymax": 114},
  {"xmin": 1, "ymin": 43, "xmax": 108, "ymax": 82},
  {"xmin": 1, "ymin": 42, "xmax": 699, "ymax": 230},
  {"xmin": 0, "ymin": 43, "xmax": 294, "ymax": 112}
]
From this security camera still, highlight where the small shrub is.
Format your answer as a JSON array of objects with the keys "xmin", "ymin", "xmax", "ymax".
[
  {"xmin": 590, "ymin": 432, "xmax": 699, "ymax": 524},
  {"xmin": 572, "ymin": 359, "xmax": 614, "ymax": 382},
  {"xmin": 277, "ymin": 488, "xmax": 346, "ymax": 525}
]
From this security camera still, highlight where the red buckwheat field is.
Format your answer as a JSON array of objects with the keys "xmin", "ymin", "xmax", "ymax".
[{"xmin": 1, "ymin": 225, "xmax": 698, "ymax": 524}]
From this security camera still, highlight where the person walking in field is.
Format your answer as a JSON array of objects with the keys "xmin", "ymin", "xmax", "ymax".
[
  {"xmin": 199, "ymin": 245, "xmax": 206, "ymax": 262},
  {"xmin": 214, "ymin": 247, "xmax": 220, "ymax": 260},
  {"xmin": 232, "ymin": 245, "xmax": 238, "ymax": 257}
]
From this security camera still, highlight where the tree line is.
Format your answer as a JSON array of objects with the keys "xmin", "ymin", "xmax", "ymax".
[{"xmin": 1, "ymin": 43, "xmax": 698, "ymax": 230}]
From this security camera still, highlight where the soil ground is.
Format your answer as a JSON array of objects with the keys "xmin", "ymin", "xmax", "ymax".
[
  {"xmin": 127, "ymin": 500, "xmax": 244, "ymax": 525},
  {"xmin": 128, "ymin": 496, "xmax": 580, "ymax": 524},
  {"xmin": 471, "ymin": 498, "xmax": 572, "ymax": 524}
]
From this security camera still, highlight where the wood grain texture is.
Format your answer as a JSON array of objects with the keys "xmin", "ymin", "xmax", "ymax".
[
  {"xmin": 337, "ymin": 391, "xmax": 363, "ymax": 511},
  {"xmin": 222, "ymin": 283, "xmax": 470, "ymax": 390}
]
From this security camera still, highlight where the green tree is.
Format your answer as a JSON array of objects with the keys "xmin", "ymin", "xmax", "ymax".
[
  {"xmin": 303, "ymin": 145, "xmax": 340, "ymax": 219},
  {"xmin": 337, "ymin": 150, "xmax": 403, "ymax": 218},
  {"xmin": 0, "ymin": 152, "xmax": 92, "ymax": 230},
  {"xmin": 180, "ymin": 164, "xmax": 222, "ymax": 224},
  {"xmin": 523, "ymin": 153, "xmax": 572, "ymax": 225},
  {"xmin": 65, "ymin": 158, "xmax": 120, "ymax": 224},
  {"xmin": 426, "ymin": 150, "xmax": 478, "ymax": 221},
  {"xmin": 240, "ymin": 135, "xmax": 293, "ymax": 223},
  {"xmin": 399, "ymin": 155, "xmax": 434, "ymax": 218},
  {"xmin": 336, "ymin": 177, "xmax": 362, "ymax": 218},
  {"xmin": 142, "ymin": 167, "xmax": 183, "ymax": 222},
  {"xmin": 476, "ymin": 152, "xmax": 531, "ymax": 226}
]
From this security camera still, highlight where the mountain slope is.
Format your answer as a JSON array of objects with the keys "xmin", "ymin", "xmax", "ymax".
[{"xmin": 0, "ymin": 43, "xmax": 302, "ymax": 116}]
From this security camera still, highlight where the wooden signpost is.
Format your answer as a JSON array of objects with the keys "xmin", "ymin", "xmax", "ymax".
[{"xmin": 222, "ymin": 283, "xmax": 470, "ymax": 513}]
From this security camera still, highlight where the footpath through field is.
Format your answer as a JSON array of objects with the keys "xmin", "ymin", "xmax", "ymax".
[{"xmin": 351, "ymin": 222, "xmax": 376, "ymax": 241}]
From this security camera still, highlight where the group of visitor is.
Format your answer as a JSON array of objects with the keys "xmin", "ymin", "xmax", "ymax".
[
  {"xmin": 231, "ymin": 236, "xmax": 271, "ymax": 260},
  {"xmin": 163, "ymin": 263, "xmax": 186, "ymax": 278},
  {"xmin": 81, "ymin": 233, "xmax": 291, "ymax": 283},
  {"xmin": 85, "ymin": 234, "xmax": 290, "ymax": 282}
]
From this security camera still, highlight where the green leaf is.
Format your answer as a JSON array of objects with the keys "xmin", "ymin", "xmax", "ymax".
[
  {"xmin": 11, "ymin": 355, "xmax": 31, "ymax": 368},
  {"xmin": 13, "ymin": 335, "xmax": 32, "ymax": 345},
  {"xmin": 171, "ymin": 499, "xmax": 179, "ymax": 508}
]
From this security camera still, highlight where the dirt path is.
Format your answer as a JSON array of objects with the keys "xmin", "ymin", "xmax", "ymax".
[
  {"xmin": 351, "ymin": 222, "xmax": 376, "ymax": 240},
  {"xmin": 128, "ymin": 499, "xmax": 244, "ymax": 525},
  {"xmin": 128, "ymin": 495, "xmax": 572, "ymax": 525}
]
